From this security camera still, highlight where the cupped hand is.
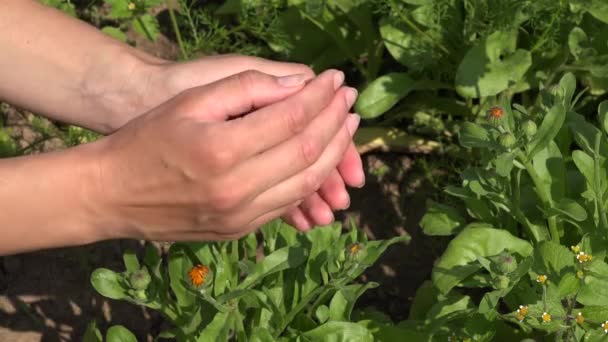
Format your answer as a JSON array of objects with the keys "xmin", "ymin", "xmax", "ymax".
[
  {"xmin": 89, "ymin": 70, "xmax": 359, "ymax": 241},
  {"xmin": 127, "ymin": 55, "xmax": 365, "ymax": 231}
]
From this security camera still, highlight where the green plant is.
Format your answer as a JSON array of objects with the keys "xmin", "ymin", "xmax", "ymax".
[
  {"xmin": 413, "ymin": 73, "xmax": 608, "ymax": 340},
  {"xmin": 101, "ymin": 0, "xmax": 162, "ymax": 43},
  {"xmin": 88, "ymin": 221, "xmax": 409, "ymax": 341}
]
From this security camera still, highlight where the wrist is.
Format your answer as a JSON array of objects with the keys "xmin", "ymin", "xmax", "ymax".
[{"xmin": 80, "ymin": 45, "xmax": 169, "ymax": 133}]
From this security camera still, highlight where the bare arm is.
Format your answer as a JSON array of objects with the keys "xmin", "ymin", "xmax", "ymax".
[{"xmin": 0, "ymin": 0, "xmax": 164, "ymax": 133}]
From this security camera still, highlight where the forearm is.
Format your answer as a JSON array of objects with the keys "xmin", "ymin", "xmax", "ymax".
[
  {"xmin": 0, "ymin": 0, "xmax": 164, "ymax": 133},
  {"xmin": 0, "ymin": 143, "xmax": 107, "ymax": 255}
]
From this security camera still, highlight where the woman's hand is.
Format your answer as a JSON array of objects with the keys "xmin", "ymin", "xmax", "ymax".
[
  {"xmin": 107, "ymin": 54, "xmax": 365, "ymax": 231},
  {"xmin": 89, "ymin": 70, "xmax": 359, "ymax": 241}
]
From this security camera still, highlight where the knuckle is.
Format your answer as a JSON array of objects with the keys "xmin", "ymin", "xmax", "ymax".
[
  {"xmin": 235, "ymin": 70, "xmax": 260, "ymax": 91},
  {"xmin": 208, "ymin": 183, "xmax": 243, "ymax": 212},
  {"xmin": 302, "ymin": 171, "xmax": 323, "ymax": 196},
  {"xmin": 299, "ymin": 137, "xmax": 321, "ymax": 166},
  {"xmin": 285, "ymin": 104, "xmax": 307, "ymax": 134}
]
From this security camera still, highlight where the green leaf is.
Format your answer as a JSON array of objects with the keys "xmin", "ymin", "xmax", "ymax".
[
  {"xmin": 408, "ymin": 280, "xmax": 437, "ymax": 320},
  {"xmin": 90, "ymin": 268, "xmax": 128, "ymax": 300},
  {"xmin": 495, "ymin": 152, "xmax": 515, "ymax": 177},
  {"xmin": 168, "ymin": 245, "xmax": 196, "ymax": 308},
  {"xmin": 315, "ymin": 305, "xmax": 330, "ymax": 324},
  {"xmin": 533, "ymin": 241, "xmax": 576, "ymax": 282},
  {"xmin": 420, "ymin": 201, "xmax": 465, "ymax": 236},
  {"xmin": 197, "ymin": 312, "xmax": 233, "ymax": 342},
  {"xmin": 459, "ymin": 122, "xmax": 491, "ymax": 148},
  {"xmin": 532, "ymin": 141, "xmax": 566, "ymax": 203},
  {"xmin": 558, "ymin": 272, "xmax": 581, "ymax": 298},
  {"xmin": 528, "ymin": 104, "xmax": 566, "ymax": 159},
  {"xmin": 101, "ymin": 26, "xmax": 127, "ymax": 42},
  {"xmin": 329, "ymin": 283, "xmax": 378, "ymax": 321},
  {"xmin": 122, "ymin": 249, "xmax": 140, "ymax": 273},
  {"xmin": 355, "ymin": 73, "xmax": 415, "ymax": 119},
  {"xmin": 426, "ymin": 294, "xmax": 474, "ymax": 321},
  {"xmin": 578, "ymin": 275, "xmax": 608, "ymax": 306},
  {"xmin": 599, "ymin": 101, "xmax": 608, "ymax": 136},
  {"xmin": 132, "ymin": 14, "xmax": 160, "ymax": 42},
  {"xmin": 455, "ymin": 31, "xmax": 532, "ymax": 98},
  {"xmin": 106, "ymin": 0, "xmax": 133, "ymax": 19},
  {"xmin": 299, "ymin": 321, "xmax": 374, "ymax": 342},
  {"xmin": 573, "ymin": 150, "xmax": 596, "ymax": 186},
  {"xmin": 106, "ymin": 325, "xmax": 137, "ymax": 342},
  {"xmin": 568, "ymin": 111, "xmax": 608, "ymax": 157},
  {"xmin": 379, "ymin": 16, "xmax": 438, "ymax": 72},
  {"xmin": 432, "ymin": 224, "xmax": 533, "ymax": 294},
  {"xmin": 83, "ymin": 320, "xmax": 103, "ymax": 342},
  {"xmin": 546, "ymin": 198, "xmax": 588, "ymax": 222},
  {"xmin": 237, "ymin": 246, "xmax": 307, "ymax": 290}
]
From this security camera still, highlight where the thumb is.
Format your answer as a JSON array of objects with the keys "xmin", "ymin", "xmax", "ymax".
[{"xmin": 177, "ymin": 70, "xmax": 314, "ymax": 122}]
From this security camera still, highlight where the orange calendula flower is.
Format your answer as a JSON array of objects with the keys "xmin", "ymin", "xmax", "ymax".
[
  {"xmin": 188, "ymin": 264, "xmax": 210, "ymax": 287},
  {"xmin": 603, "ymin": 321, "xmax": 608, "ymax": 333},
  {"xmin": 349, "ymin": 243, "xmax": 362, "ymax": 254},
  {"xmin": 542, "ymin": 312, "xmax": 551, "ymax": 322},
  {"xmin": 571, "ymin": 245, "xmax": 581, "ymax": 253},
  {"xmin": 536, "ymin": 274, "xmax": 548, "ymax": 285},
  {"xmin": 576, "ymin": 312, "xmax": 585, "ymax": 324},
  {"xmin": 487, "ymin": 106, "xmax": 505, "ymax": 125}
]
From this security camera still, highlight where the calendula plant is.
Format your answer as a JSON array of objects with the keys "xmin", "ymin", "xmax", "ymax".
[
  {"xmin": 410, "ymin": 73, "xmax": 608, "ymax": 341},
  {"xmin": 85, "ymin": 221, "xmax": 409, "ymax": 341}
]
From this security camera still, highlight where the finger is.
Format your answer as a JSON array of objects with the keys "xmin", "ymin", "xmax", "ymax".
[
  {"xmin": 281, "ymin": 207, "xmax": 313, "ymax": 231},
  {"xmin": 337, "ymin": 142, "xmax": 365, "ymax": 188},
  {"xmin": 223, "ymin": 69, "xmax": 346, "ymax": 158},
  {"xmin": 171, "ymin": 70, "xmax": 313, "ymax": 122},
  {"xmin": 176, "ymin": 55, "xmax": 316, "ymax": 87},
  {"xmin": 317, "ymin": 169, "xmax": 350, "ymax": 210},
  {"xmin": 244, "ymin": 113, "xmax": 360, "ymax": 217},
  {"xmin": 233, "ymin": 87, "xmax": 357, "ymax": 198},
  {"xmin": 300, "ymin": 192, "xmax": 334, "ymax": 226}
]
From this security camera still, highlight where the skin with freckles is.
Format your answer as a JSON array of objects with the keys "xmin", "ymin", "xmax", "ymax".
[{"xmin": 0, "ymin": 0, "xmax": 365, "ymax": 254}]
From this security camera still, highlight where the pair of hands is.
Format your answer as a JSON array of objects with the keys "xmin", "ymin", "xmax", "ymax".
[{"xmin": 89, "ymin": 55, "xmax": 363, "ymax": 241}]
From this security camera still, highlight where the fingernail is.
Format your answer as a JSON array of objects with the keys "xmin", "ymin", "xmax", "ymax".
[
  {"xmin": 333, "ymin": 71, "xmax": 345, "ymax": 90},
  {"xmin": 346, "ymin": 113, "xmax": 361, "ymax": 137},
  {"xmin": 345, "ymin": 87, "xmax": 358, "ymax": 108},
  {"xmin": 342, "ymin": 192, "xmax": 351, "ymax": 209},
  {"xmin": 278, "ymin": 73, "xmax": 307, "ymax": 87}
]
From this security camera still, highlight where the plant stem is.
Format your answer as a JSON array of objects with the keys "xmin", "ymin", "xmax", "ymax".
[
  {"xmin": 516, "ymin": 151, "xmax": 560, "ymax": 242},
  {"xmin": 166, "ymin": 0, "xmax": 188, "ymax": 60},
  {"xmin": 593, "ymin": 132, "xmax": 608, "ymax": 232},
  {"xmin": 511, "ymin": 169, "xmax": 541, "ymax": 243}
]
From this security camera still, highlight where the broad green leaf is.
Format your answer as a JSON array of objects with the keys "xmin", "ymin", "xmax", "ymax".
[
  {"xmin": 408, "ymin": 281, "xmax": 437, "ymax": 320},
  {"xmin": 90, "ymin": 268, "xmax": 127, "ymax": 300},
  {"xmin": 528, "ymin": 104, "xmax": 566, "ymax": 158},
  {"xmin": 106, "ymin": 325, "xmax": 137, "ymax": 342},
  {"xmin": 459, "ymin": 122, "xmax": 491, "ymax": 148},
  {"xmin": 168, "ymin": 245, "xmax": 195, "ymax": 307},
  {"xmin": 547, "ymin": 198, "xmax": 588, "ymax": 222},
  {"xmin": 578, "ymin": 275, "xmax": 608, "ymax": 306},
  {"xmin": 572, "ymin": 0, "xmax": 608, "ymax": 24},
  {"xmin": 532, "ymin": 141, "xmax": 565, "ymax": 203},
  {"xmin": 83, "ymin": 320, "xmax": 102, "ymax": 342},
  {"xmin": 132, "ymin": 14, "xmax": 160, "ymax": 42},
  {"xmin": 101, "ymin": 27, "xmax": 127, "ymax": 42},
  {"xmin": 237, "ymin": 246, "xmax": 307, "ymax": 289},
  {"xmin": 426, "ymin": 294, "xmax": 473, "ymax": 321},
  {"xmin": 357, "ymin": 319, "xmax": 427, "ymax": 341},
  {"xmin": 559, "ymin": 73, "xmax": 577, "ymax": 109},
  {"xmin": 568, "ymin": 111, "xmax": 608, "ymax": 157},
  {"xmin": 569, "ymin": 27, "xmax": 589, "ymax": 60},
  {"xmin": 350, "ymin": 234, "xmax": 411, "ymax": 279},
  {"xmin": 122, "ymin": 249, "xmax": 140, "ymax": 273},
  {"xmin": 299, "ymin": 321, "xmax": 374, "ymax": 342},
  {"xmin": 573, "ymin": 150, "xmax": 596, "ymax": 186},
  {"xmin": 420, "ymin": 201, "xmax": 465, "ymax": 236},
  {"xmin": 329, "ymin": 283, "xmax": 378, "ymax": 321},
  {"xmin": 455, "ymin": 31, "xmax": 532, "ymax": 98},
  {"xmin": 432, "ymin": 224, "xmax": 533, "ymax": 294},
  {"xmin": 582, "ymin": 305, "xmax": 608, "ymax": 321},
  {"xmin": 495, "ymin": 152, "xmax": 515, "ymax": 177},
  {"xmin": 106, "ymin": 0, "xmax": 133, "ymax": 19},
  {"xmin": 355, "ymin": 73, "xmax": 415, "ymax": 119},
  {"xmin": 197, "ymin": 312, "xmax": 233, "ymax": 342},
  {"xmin": 315, "ymin": 305, "xmax": 330, "ymax": 324},
  {"xmin": 532, "ymin": 241, "xmax": 576, "ymax": 281},
  {"xmin": 249, "ymin": 328, "xmax": 275, "ymax": 342},
  {"xmin": 379, "ymin": 16, "xmax": 438, "ymax": 71},
  {"xmin": 558, "ymin": 272, "xmax": 581, "ymax": 298}
]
